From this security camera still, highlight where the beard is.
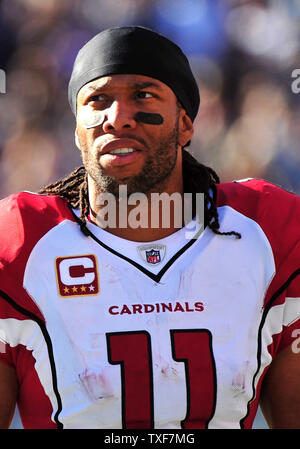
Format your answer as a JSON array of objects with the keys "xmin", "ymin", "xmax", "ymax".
[{"xmin": 82, "ymin": 123, "xmax": 180, "ymax": 198}]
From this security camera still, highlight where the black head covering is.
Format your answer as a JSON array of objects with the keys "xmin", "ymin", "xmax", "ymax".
[{"xmin": 68, "ymin": 26, "xmax": 200, "ymax": 122}]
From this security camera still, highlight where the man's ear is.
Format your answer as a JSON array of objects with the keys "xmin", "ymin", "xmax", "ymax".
[
  {"xmin": 178, "ymin": 110, "xmax": 194, "ymax": 148},
  {"xmin": 75, "ymin": 130, "xmax": 81, "ymax": 150}
]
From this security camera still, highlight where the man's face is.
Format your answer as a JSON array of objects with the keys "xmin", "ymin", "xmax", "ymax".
[{"xmin": 75, "ymin": 74, "xmax": 193, "ymax": 197}]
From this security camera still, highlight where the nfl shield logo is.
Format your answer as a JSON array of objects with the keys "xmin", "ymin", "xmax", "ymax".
[
  {"xmin": 146, "ymin": 249, "xmax": 161, "ymax": 264},
  {"xmin": 137, "ymin": 244, "xmax": 166, "ymax": 266}
]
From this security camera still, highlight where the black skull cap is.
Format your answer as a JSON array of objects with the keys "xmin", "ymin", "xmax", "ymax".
[{"xmin": 68, "ymin": 26, "xmax": 200, "ymax": 122}]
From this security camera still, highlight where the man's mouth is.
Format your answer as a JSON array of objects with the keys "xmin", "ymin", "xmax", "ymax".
[
  {"xmin": 99, "ymin": 145, "xmax": 142, "ymax": 167},
  {"xmin": 108, "ymin": 148, "xmax": 135, "ymax": 155},
  {"xmin": 100, "ymin": 136, "xmax": 145, "ymax": 154}
]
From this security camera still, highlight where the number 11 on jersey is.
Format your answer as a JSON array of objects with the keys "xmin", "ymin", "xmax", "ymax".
[{"xmin": 106, "ymin": 329, "xmax": 217, "ymax": 429}]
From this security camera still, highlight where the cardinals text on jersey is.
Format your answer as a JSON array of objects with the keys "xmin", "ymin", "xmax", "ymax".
[{"xmin": 0, "ymin": 179, "xmax": 299, "ymax": 429}]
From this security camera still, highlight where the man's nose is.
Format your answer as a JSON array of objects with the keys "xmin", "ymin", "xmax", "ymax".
[{"xmin": 102, "ymin": 100, "xmax": 137, "ymax": 132}]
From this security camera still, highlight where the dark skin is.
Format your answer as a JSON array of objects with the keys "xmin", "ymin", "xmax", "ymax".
[
  {"xmin": 260, "ymin": 346, "xmax": 300, "ymax": 428},
  {"xmin": 0, "ymin": 74, "xmax": 300, "ymax": 429},
  {"xmin": 0, "ymin": 362, "xmax": 18, "ymax": 428},
  {"xmin": 75, "ymin": 74, "xmax": 194, "ymax": 241}
]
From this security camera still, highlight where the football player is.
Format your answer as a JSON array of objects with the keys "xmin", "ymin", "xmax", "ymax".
[{"xmin": 0, "ymin": 26, "xmax": 299, "ymax": 429}]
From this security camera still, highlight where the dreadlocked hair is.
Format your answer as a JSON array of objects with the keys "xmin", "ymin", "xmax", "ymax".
[
  {"xmin": 38, "ymin": 166, "xmax": 90, "ymax": 236},
  {"xmin": 182, "ymin": 150, "xmax": 241, "ymax": 239},
  {"xmin": 38, "ymin": 152, "xmax": 241, "ymax": 239}
]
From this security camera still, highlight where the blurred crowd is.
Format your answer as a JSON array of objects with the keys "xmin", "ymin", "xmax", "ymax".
[{"xmin": 0, "ymin": 0, "xmax": 299, "ymax": 199}]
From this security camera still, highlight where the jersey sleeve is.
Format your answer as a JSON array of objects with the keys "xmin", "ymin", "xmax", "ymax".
[
  {"xmin": 0, "ymin": 194, "xmax": 29, "ymax": 369},
  {"xmin": 0, "ymin": 192, "xmax": 74, "ymax": 313},
  {"xmin": 277, "ymin": 272, "xmax": 300, "ymax": 353},
  {"xmin": 0, "ymin": 192, "xmax": 75, "ymax": 366},
  {"xmin": 217, "ymin": 179, "xmax": 300, "ymax": 356}
]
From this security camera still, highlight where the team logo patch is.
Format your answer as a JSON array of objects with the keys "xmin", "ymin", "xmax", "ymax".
[
  {"xmin": 137, "ymin": 244, "xmax": 166, "ymax": 265},
  {"xmin": 55, "ymin": 254, "xmax": 99, "ymax": 297}
]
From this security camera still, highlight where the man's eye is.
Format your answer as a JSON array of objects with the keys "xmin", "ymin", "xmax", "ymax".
[
  {"xmin": 137, "ymin": 91, "xmax": 154, "ymax": 99},
  {"xmin": 88, "ymin": 94, "xmax": 105, "ymax": 102}
]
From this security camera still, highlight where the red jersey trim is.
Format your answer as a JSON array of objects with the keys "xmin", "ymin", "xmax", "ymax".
[{"xmin": 0, "ymin": 289, "xmax": 63, "ymax": 428}]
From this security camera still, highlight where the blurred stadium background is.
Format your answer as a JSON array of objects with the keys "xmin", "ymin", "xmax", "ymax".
[{"xmin": 1, "ymin": 0, "xmax": 299, "ymax": 429}]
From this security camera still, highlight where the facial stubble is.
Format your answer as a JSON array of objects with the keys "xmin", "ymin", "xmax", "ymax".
[{"xmin": 80, "ymin": 120, "xmax": 180, "ymax": 198}]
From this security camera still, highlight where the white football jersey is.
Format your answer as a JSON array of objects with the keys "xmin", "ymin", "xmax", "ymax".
[{"xmin": 0, "ymin": 179, "xmax": 299, "ymax": 429}]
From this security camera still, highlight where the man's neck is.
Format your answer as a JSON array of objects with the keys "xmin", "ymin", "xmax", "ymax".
[
  {"xmin": 88, "ymin": 175, "xmax": 185, "ymax": 242},
  {"xmin": 92, "ymin": 219, "xmax": 184, "ymax": 242}
]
